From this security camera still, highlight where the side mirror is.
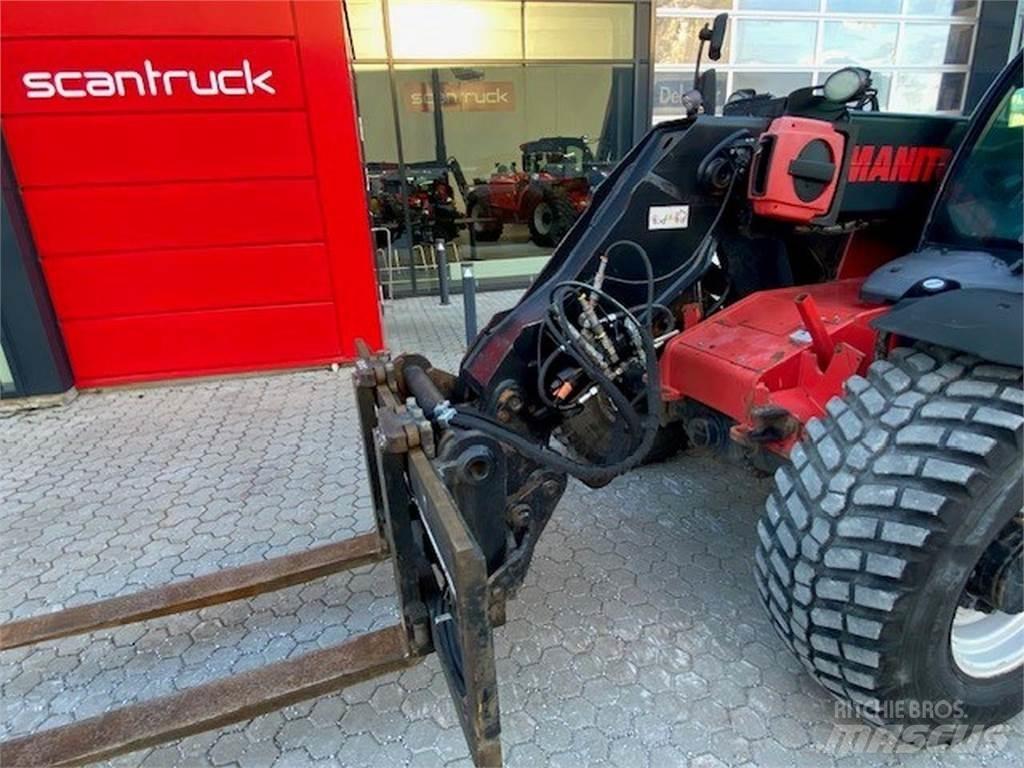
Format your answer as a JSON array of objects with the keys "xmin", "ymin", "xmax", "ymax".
[{"xmin": 701, "ymin": 13, "xmax": 728, "ymax": 62}]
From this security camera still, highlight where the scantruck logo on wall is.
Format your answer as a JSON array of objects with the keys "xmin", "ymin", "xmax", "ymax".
[
  {"xmin": 404, "ymin": 81, "xmax": 515, "ymax": 113},
  {"xmin": 22, "ymin": 60, "xmax": 275, "ymax": 99}
]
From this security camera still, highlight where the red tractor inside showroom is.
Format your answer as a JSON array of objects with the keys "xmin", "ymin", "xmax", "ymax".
[
  {"xmin": 4, "ymin": 15, "xmax": 1021, "ymax": 768},
  {"xmin": 466, "ymin": 136, "xmax": 604, "ymax": 247}
]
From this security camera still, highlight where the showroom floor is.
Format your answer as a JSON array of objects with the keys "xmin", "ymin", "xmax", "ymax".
[{"xmin": 1, "ymin": 290, "xmax": 1020, "ymax": 767}]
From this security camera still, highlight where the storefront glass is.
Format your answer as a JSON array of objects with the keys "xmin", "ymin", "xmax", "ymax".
[
  {"xmin": 654, "ymin": 0, "xmax": 980, "ymax": 123},
  {"xmin": 346, "ymin": 1, "xmax": 640, "ymax": 295}
]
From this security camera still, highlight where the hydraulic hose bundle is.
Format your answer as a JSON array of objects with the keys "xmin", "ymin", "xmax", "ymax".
[{"xmin": 418, "ymin": 173, "xmax": 738, "ymax": 486}]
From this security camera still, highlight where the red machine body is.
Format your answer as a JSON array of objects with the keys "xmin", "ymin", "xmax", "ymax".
[
  {"xmin": 748, "ymin": 116, "xmax": 845, "ymax": 223},
  {"xmin": 660, "ymin": 279, "xmax": 888, "ymax": 454}
]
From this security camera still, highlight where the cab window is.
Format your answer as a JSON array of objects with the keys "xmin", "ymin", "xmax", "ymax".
[{"xmin": 926, "ymin": 74, "xmax": 1024, "ymax": 259}]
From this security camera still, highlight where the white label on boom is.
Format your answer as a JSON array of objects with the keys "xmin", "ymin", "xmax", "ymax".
[{"xmin": 648, "ymin": 204, "xmax": 689, "ymax": 230}]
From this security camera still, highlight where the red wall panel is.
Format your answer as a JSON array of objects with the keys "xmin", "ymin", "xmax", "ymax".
[
  {"xmin": 43, "ymin": 244, "xmax": 333, "ymax": 320},
  {"xmin": 294, "ymin": 2, "xmax": 384, "ymax": 359},
  {"xmin": 1, "ymin": 1, "xmax": 294, "ymax": 38},
  {"xmin": 25, "ymin": 180, "xmax": 324, "ymax": 255},
  {"xmin": 1, "ymin": 38, "xmax": 304, "ymax": 114},
  {"xmin": 0, "ymin": 0, "xmax": 381, "ymax": 387},
  {"xmin": 62, "ymin": 304, "xmax": 341, "ymax": 385},
  {"xmin": 4, "ymin": 112, "xmax": 315, "ymax": 186}
]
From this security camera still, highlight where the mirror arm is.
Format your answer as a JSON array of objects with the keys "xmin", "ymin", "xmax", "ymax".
[{"xmin": 693, "ymin": 35, "xmax": 707, "ymax": 90}]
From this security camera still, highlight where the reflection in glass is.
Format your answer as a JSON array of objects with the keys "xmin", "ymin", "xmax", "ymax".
[
  {"xmin": 822, "ymin": 21, "xmax": 897, "ymax": 66},
  {"xmin": 653, "ymin": 71, "xmax": 726, "ymax": 118},
  {"xmin": 388, "ymin": 1, "xmax": 522, "ymax": 60},
  {"xmin": 656, "ymin": 0, "xmax": 730, "ymax": 9},
  {"xmin": 733, "ymin": 20, "xmax": 816, "ymax": 66},
  {"xmin": 655, "ymin": 16, "xmax": 722, "ymax": 65},
  {"xmin": 898, "ymin": 24, "xmax": 973, "ymax": 66},
  {"xmin": 731, "ymin": 72, "xmax": 813, "ymax": 99},
  {"xmin": 525, "ymin": 2, "xmax": 634, "ymax": 61},
  {"xmin": 346, "ymin": 0, "xmax": 387, "ymax": 60},
  {"xmin": 826, "ymin": 0, "xmax": 900, "ymax": 13},
  {"xmin": 927, "ymin": 78, "xmax": 1023, "ymax": 254},
  {"xmin": 868, "ymin": 71, "xmax": 892, "ymax": 109},
  {"xmin": 903, "ymin": 0, "xmax": 978, "ymax": 17},
  {"xmin": 738, "ymin": 0, "xmax": 818, "ymax": 10},
  {"xmin": 890, "ymin": 71, "xmax": 966, "ymax": 112},
  {"xmin": 370, "ymin": 63, "xmax": 634, "ymax": 267}
]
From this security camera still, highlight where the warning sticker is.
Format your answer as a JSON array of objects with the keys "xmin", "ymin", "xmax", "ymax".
[{"xmin": 648, "ymin": 204, "xmax": 689, "ymax": 230}]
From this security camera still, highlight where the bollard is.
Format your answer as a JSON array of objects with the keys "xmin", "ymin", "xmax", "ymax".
[
  {"xmin": 461, "ymin": 263, "xmax": 478, "ymax": 346},
  {"xmin": 436, "ymin": 240, "xmax": 450, "ymax": 305}
]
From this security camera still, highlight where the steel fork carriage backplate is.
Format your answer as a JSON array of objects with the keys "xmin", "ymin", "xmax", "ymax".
[{"xmin": 0, "ymin": 344, "xmax": 513, "ymax": 767}]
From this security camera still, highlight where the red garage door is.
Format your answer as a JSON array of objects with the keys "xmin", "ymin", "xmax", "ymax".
[{"xmin": 0, "ymin": 0, "xmax": 382, "ymax": 387}]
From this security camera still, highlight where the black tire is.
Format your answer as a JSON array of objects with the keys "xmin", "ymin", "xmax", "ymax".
[
  {"xmin": 528, "ymin": 190, "xmax": 576, "ymax": 247},
  {"xmin": 755, "ymin": 345, "xmax": 1023, "ymax": 732},
  {"xmin": 467, "ymin": 197, "xmax": 503, "ymax": 243},
  {"xmin": 557, "ymin": 394, "xmax": 686, "ymax": 466}
]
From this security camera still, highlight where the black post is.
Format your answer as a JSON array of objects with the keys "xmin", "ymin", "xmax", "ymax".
[
  {"xmin": 461, "ymin": 263, "xmax": 478, "ymax": 346},
  {"xmin": 468, "ymin": 215, "xmax": 478, "ymax": 261},
  {"xmin": 436, "ymin": 239, "xmax": 450, "ymax": 305},
  {"xmin": 1, "ymin": 140, "xmax": 73, "ymax": 399},
  {"xmin": 430, "ymin": 68, "xmax": 448, "ymax": 165}
]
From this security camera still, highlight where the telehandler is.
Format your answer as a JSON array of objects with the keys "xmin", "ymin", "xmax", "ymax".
[{"xmin": 3, "ymin": 16, "xmax": 1020, "ymax": 768}]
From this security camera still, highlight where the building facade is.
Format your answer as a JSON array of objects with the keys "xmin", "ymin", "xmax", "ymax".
[
  {"xmin": 654, "ymin": 1, "xmax": 990, "ymax": 123},
  {"xmin": 0, "ymin": 0, "xmax": 1018, "ymax": 398}
]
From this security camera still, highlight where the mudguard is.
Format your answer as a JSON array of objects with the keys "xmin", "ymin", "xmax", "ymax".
[{"xmin": 872, "ymin": 288, "xmax": 1023, "ymax": 367}]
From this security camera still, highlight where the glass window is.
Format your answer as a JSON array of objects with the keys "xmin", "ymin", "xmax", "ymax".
[
  {"xmin": 733, "ymin": 20, "xmax": 816, "ymax": 66},
  {"xmin": 354, "ymin": 65, "xmax": 399, "ymax": 164},
  {"xmin": 928, "ymin": 78, "xmax": 1023, "ymax": 253},
  {"xmin": 525, "ymin": 2, "xmax": 634, "ymax": 61},
  {"xmin": 654, "ymin": 71, "xmax": 726, "ymax": 118},
  {"xmin": 890, "ymin": 71, "xmax": 966, "ymax": 112},
  {"xmin": 821, "ymin": 21, "xmax": 898, "ymax": 66},
  {"xmin": 656, "ymin": 0, "xmax": 730, "ymax": 9},
  {"xmin": 387, "ymin": 1, "xmax": 522, "ymax": 61},
  {"xmin": 903, "ymin": 0, "xmax": 978, "ymax": 18},
  {"xmin": 731, "ymin": 71, "xmax": 813, "ymax": 99},
  {"xmin": 898, "ymin": 24, "xmax": 973, "ymax": 66},
  {"xmin": 655, "ymin": 16, "xmax": 728, "ymax": 65},
  {"xmin": 0, "ymin": 345, "xmax": 14, "ymax": 397},
  {"xmin": 738, "ymin": 0, "xmax": 818, "ymax": 10},
  {"xmin": 346, "ymin": 0, "xmax": 387, "ymax": 60},
  {"xmin": 869, "ymin": 70, "xmax": 893, "ymax": 109},
  {"xmin": 826, "ymin": 0, "xmax": 900, "ymax": 12}
]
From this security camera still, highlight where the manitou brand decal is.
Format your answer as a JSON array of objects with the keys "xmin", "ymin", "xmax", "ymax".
[
  {"xmin": 22, "ymin": 60, "xmax": 275, "ymax": 99},
  {"xmin": 848, "ymin": 145, "xmax": 952, "ymax": 184}
]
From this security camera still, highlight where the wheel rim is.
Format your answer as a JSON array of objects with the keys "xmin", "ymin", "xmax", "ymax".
[
  {"xmin": 534, "ymin": 203, "xmax": 552, "ymax": 234},
  {"xmin": 950, "ymin": 606, "xmax": 1024, "ymax": 678}
]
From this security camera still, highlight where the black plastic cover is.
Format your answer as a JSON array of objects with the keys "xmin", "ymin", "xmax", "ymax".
[{"xmin": 872, "ymin": 289, "xmax": 1022, "ymax": 367}]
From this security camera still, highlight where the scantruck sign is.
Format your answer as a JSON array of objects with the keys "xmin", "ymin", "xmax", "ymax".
[
  {"xmin": 22, "ymin": 60, "xmax": 275, "ymax": 99},
  {"xmin": 2, "ymin": 39, "xmax": 303, "ymax": 113}
]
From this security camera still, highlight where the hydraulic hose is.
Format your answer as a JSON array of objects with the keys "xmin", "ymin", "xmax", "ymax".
[{"xmin": 453, "ymin": 253, "xmax": 662, "ymax": 486}]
